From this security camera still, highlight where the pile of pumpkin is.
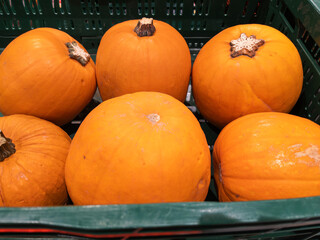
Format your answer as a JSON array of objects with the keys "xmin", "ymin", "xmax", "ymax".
[{"xmin": 0, "ymin": 17, "xmax": 319, "ymax": 207}]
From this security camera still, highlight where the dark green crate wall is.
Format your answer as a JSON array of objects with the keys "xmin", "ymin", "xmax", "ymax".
[
  {"xmin": 1, "ymin": 198, "xmax": 320, "ymax": 238},
  {"xmin": 265, "ymin": 0, "xmax": 320, "ymax": 125},
  {"xmin": 0, "ymin": 0, "xmax": 268, "ymax": 53}
]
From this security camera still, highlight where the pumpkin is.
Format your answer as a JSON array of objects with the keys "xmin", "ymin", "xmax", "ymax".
[
  {"xmin": 192, "ymin": 24, "xmax": 303, "ymax": 129},
  {"xmin": 65, "ymin": 92, "xmax": 211, "ymax": 205},
  {"xmin": 213, "ymin": 112, "xmax": 320, "ymax": 202},
  {"xmin": 0, "ymin": 114, "xmax": 71, "ymax": 206},
  {"xmin": 96, "ymin": 18, "xmax": 191, "ymax": 102},
  {"xmin": 0, "ymin": 27, "xmax": 97, "ymax": 126}
]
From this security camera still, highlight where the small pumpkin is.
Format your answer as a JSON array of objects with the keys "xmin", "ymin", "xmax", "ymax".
[
  {"xmin": 0, "ymin": 114, "xmax": 71, "ymax": 206},
  {"xmin": 96, "ymin": 18, "xmax": 191, "ymax": 102},
  {"xmin": 65, "ymin": 92, "xmax": 211, "ymax": 205},
  {"xmin": 213, "ymin": 112, "xmax": 320, "ymax": 202},
  {"xmin": 192, "ymin": 24, "xmax": 303, "ymax": 129},
  {"xmin": 0, "ymin": 27, "xmax": 97, "ymax": 126}
]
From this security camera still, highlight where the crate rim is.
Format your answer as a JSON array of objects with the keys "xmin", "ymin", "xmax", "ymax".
[{"xmin": 0, "ymin": 196, "xmax": 320, "ymax": 230}]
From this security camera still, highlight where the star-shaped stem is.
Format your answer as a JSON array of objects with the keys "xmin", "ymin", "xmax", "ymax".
[{"xmin": 230, "ymin": 33, "xmax": 265, "ymax": 58}]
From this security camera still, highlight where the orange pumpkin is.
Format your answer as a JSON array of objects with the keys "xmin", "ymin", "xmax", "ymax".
[
  {"xmin": 65, "ymin": 92, "xmax": 211, "ymax": 205},
  {"xmin": 192, "ymin": 24, "xmax": 303, "ymax": 129},
  {"xmin": 96, "ymin": 18, "xmax": 191, "ymax": 102},
  {"xmin": 0, "ymin": 27, "xmax": 96, "ymax": 126},
  {"xmin": 0, "ymin": 114, "xmax": 71, "ymax": 206},
  {"xmin": 213, "ymin": 112, "xmax": 320, "ymax": 202}
]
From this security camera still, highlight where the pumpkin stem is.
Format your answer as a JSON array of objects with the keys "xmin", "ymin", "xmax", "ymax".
[
  {"xmin": 134, "ymin": 18, "xmax": 156, "ymax": 37},
  {"xmin": 0, "ymin": 130, "xmax": 16, "ymax": 162},
  {"xmin": 66, "ymin": 41, "xmax": 91, "ymax": 66},
  {"xmin": 230, "ymin": 33, "xmax": 265, "ymax": 58},
  {"xmin": 147, "ymin": 113, "xmax": 160, "ymax": 124}
]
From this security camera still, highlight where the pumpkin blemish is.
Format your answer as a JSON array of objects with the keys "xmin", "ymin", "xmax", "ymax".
[
  {"xmin": 294, "ymin": 144, "xmax": 320, "ymax": 166},
  {"xmin": 147, "ymin": 113, "xmax": 160, "ymax": 124}
]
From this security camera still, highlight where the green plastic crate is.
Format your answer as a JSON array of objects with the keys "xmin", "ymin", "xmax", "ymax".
[{"xmin": 0, "ymin": 0, "xmax": 320, "ymax": 239}]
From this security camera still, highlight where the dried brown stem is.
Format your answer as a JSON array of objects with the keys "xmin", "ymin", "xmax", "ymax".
[
  {"xmin": 0, "ymin": 130, "xmax": 16, "ymax": 162},
  {"xmin": 134, "ymin": 18, "xmax": 156, "ymax": 37},
  {"xmin": 66, "ymin": 41, "xmax": 91, "ymax": 66}
]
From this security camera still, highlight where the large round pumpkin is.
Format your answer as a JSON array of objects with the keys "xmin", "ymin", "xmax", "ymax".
[
  {"xmin": 0, "ymin": 27, "xmax": 97, "ymax": 126},
  {"xmin": 96, "ymin": 18, "xmax": 191, "ymax": 102},
  {"xmin": 0, "ymin": 114, "xmax": 71, "ymax": 206},
  {"xmin": 213, "ymin": 112, "xmax": 320, "ymax": 202},
  {"xmin": 192, "ymin": 24, "xmax": 303, "ymax": 129},
  {"xmin": 65, "ymin": 92, "xmax": 210, "ymax": 205}
]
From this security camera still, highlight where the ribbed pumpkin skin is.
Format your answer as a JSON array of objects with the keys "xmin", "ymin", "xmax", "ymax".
[
  {"xmin": 192, "ymin": 24, "xmax": 303, "ymax": 129},
  {"xmin": 213, "ymin": 112, "xmax": 320, "ymax": 202},
  {"xmin": 0, "ymin": 27, "xmax": 96, "ymax": 126},
  {"xmin": 0, "ymin": 114, "xmax": 71, "ymax": 207},
  {"xmin": 65, "ymin": 92, "xmax": 210, "ymax": 205},
  {"xmin": 96, "ymin": 19, "xmax": 191, "ymax": 102}
]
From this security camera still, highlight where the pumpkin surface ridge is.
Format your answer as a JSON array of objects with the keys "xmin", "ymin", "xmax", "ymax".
[
  {"xmin": 14, "ymin": 134, "xmax": 67, "ymax": 146},
  {"xmin": 97, "ymin": 40, "xmax": 130, "ymax": 99},
  {"xmin": 245, "ymin": 80, "xmax": 273, "ymax": 111},
  {"xmin": 3, "ymin": 161, "xmax": 46, "ymax": 206},
  {"xmin": 166, "ymin": 34, "xmax": 191, "ymax": 87},
  {"xmin": 48, "ymin": 71, "xmax": 80, "ymax": 111},
  {"xmin": 144, "ymin": 33, "xmax": 183, "ymax": 90},
  {"xmin": 38, "ymin": 28, "xmax": 91, "ymax": 66},
  {"xmin": 153, "ymin": 34, "xmax": 188, "ymax": 90},
  {"xmin": 215, "ymin": 173, "xmax": 233, "ymax": 201},
  {"xmin": 96, "ymin": 129, "xmax": 163, "ymax": 202},
  {"xmin": 12, "ymin": 160, "xmax": 52, "ymax": 198},
  {"xmin": 221, "ymin": 175, "xmax": 320, "ymax": 181},
  {"xmin": 42, "ymin": 61, "xmax": 94, "ymax": 122},
  {"xmin": 240, "ymin": 43, "xmax": 298, "ymax": 111},
  {"xmin": 273, "ymin": 48, "xmax": 303, "ymax": 79},
  {"xmin": 0, "ymin": 171, "xmax": 6, "ymax": 205},
  {"xmin": 222, "ymin": 187, "xmax": 237, "ymax": 201},
  {"xmin": 16, "ymin": 149, "xmax": 66, "ymax": 162},
  {"xmin": 84, "ymin": 121, "xmax": 154, "ymax": 204},
  {"xmin": 262, "ymin": 42, "xmax": 296, "ymax": 65},
  {"xmin": 29, "ymin": 28, "xmax": 72, "ymax": 60},
  {"xmin": 117, "ymin": 46, "xmax": 144, "ymax": 92},
  {"xmin": 0, "ymin": 187, "xmax": 4, "ymax": 205},
  {"xmin": 11, "ymin": 123, "xmax": 70, "ymax": 142},
  {"xmin": 30, "ymin": 62, "xmax": 70, "ymax": 118},
  {"xmin": 0, "ymin": 63, "xmax": 37, "ymax": 104}
]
